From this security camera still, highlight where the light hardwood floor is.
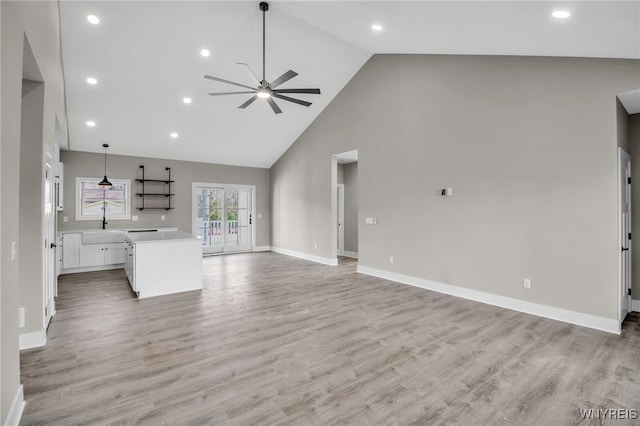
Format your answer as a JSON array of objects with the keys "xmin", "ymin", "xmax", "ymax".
[{"xmin": 20, "ymin": 253, "xmax": 640, "ymax": 425}]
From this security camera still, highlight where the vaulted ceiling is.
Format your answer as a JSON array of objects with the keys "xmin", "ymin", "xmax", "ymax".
[{"xmin": 59, "ymin": 1, "xmax": 640, "ymax": 168}]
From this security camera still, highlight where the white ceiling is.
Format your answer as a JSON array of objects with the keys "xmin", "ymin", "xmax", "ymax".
[{"xmin": 59, "ymin": 1, "xmax": 640, "ymax": 168}]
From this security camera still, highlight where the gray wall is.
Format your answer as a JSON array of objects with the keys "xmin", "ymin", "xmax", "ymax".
[
  {"xmin": 617, "ymin": 99, "xmax": 630, "ymax": 152},
  {"xmin": 19, "ymin": 80, "xmax": 45, "ymax": 335},
  {"xmin": 1, "ymin": 1, "xmax": 68, "ymax": 422},
  {"xmin": 271, "ymin": 54, "xmax": 640, "ymax": 321},
  {"xmin": 631, "ymin": 114, "xmax": 640, "ymax": 300},
  {"xmin": 59, "ymin": 151, "xmax": 271, "ymax": 247},
  {"xmin": 343, "ymin": 162, "xmax": 358, "ymax": 253}
]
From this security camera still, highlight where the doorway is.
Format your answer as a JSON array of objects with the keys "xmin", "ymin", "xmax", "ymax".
[
  {"xmin": 333, "ymin": 150, "xmax": 359, "ymax": 264},
  {"xmin": 619, "ymin": 148, "xmax": 632, "ymax": 322},
  {"xmin": 192, "ymin": 183, "xmax": 255, "ymax": 254}
]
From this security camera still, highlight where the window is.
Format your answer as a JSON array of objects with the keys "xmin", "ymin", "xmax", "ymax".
[{"xmin": 75, "ymin": 177, "xmax": 131, "ymax": 221}]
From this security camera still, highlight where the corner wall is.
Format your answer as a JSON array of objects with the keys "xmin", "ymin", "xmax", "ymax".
[
  {"xmin": 270, "ymin": 54, "xmax": 640, "ymax": 325},
  {"xmin": 1, "ymin": 1, "xmax": 68, "ymax": 423}
]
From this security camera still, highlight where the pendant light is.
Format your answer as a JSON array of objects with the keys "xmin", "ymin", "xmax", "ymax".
[{"xmin": 98, "ymin": 143, "xmax": 113, "ymax": 187}]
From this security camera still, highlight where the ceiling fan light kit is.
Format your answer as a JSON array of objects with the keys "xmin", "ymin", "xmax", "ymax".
[{"xmin": 204, "ymin": 1, "xmax": 321, "ymax": 114}]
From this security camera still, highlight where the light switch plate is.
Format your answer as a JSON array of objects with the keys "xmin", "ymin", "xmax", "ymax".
[{"xmin": 63, "ymin": 216, "xmax": 68, "ymax": 222}]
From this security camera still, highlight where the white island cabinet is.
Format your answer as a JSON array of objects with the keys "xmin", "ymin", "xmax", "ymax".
[{"xmin": 124, "ymin": 231, "xmax": 202, "ymax": 299}]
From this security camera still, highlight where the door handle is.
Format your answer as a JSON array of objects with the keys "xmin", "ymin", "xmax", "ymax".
[
  {"xmin": 622, "ymin": 247, "xmax": 629, "ymax": 251},
  {"xmin": 50, "ymin": 243, "xmax": 57, "ymax": 248}
]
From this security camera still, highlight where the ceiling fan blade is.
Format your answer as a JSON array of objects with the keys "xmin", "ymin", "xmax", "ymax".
[
  {"xmin": 266, "ymin": 97, "xmax": 283, "ymax": 114},
  {"xmin": 238, "ymin": 95, "xmax": 258, "ymax": 109},
  {"xmin": 208, "ymin": 91, "xmax": 255, "ymax": 96},
  {"xmin": 237, "ymin": 63, "xmax": 261, "ymax": 85},
  {"xmin": 273, "ymin": 88, "xmax": 321, "ymax": 95},
  {"xmin": 272, "ymin": 93, "xmax": 312, "ymax": 107},
  {"xmin": 269, "ymin": 70, "xmax": 298, "ymax": 89},
  {"xmin": 204, "ymin": 75, "xmax": 256, "ymax": 91}
]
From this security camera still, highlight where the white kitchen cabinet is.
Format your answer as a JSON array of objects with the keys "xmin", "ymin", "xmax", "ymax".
[
  {"xmin": 125, "ymin": 231, "xmax": 202, "ymax": 298},
  {"xmin": 60, "ymin": 228, "xmax": 177, "ymax": 274},
  {"xmin": 62, "ymin": 232, "xmax": 81, "ymax": 269},
  {"xmin": 79, "ymin": 243, "xmax": 125, "ymax": 267},
  {"xmin": 60, "ymin": 231, "xmax": 125, "ymax": 273}
]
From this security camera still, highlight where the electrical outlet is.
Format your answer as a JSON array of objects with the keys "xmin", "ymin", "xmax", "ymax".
[
  {"xmin": 11, "ymin": 242, "xmax": 17, "ymax": 261},
  {"xmin": 18, "ymin": 307, "xmax": 25, "ymax": 328},
  {"xmin": 523, "ymin": 278, "xmax": 531, "ymax": 289},
  {"xmin": 389, "ymin": 256, "xmax": 394, "ymax": 264},
  {"xmin": 160, "ymin": 215, "xmax": 165, "ymax": 221},
  {"xmin": 63, "ymin": 216, "xmax": 68, "ymax": 223},
  {"xmin": 132, "ymin": 215, "xmax": 139, "ymax": 221},
  {"xmin": 314, "ymin": 243, "xmax": 318, "ymax": 249}
]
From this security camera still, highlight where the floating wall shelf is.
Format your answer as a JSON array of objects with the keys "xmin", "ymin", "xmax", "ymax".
[{"xmin": 137, "ymin": 165, "xmax": 175, "ymax": 211}]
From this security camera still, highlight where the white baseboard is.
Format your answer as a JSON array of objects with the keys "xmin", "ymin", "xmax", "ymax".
[
  {"xmin": 254, "ymin": 246, "xmax": 271, "ymax": 252},
  {"xmin": 340, "ymin": 251, "xmax": 358, "ymax": 259},
  {"xmin": 357, "ymin": 265, "xmax": 620, "ymax": 335},
  {"xmin": 60, "ymin": 263, "xmax": 123, "ymax": 275},
  {"xmin": 19, "ymin": 329, "xmax": 46, "ymax": 350},
  {"xmin": 271, "ymin": 246, "xmax": 338, "ymax": 266},
  {"xmin": 633, "ymin": 299, "xmax": 640, "ymax": 313},
  {"xmin": 4, "ymin": 384, "xmax": 25, "ymax": 426}
]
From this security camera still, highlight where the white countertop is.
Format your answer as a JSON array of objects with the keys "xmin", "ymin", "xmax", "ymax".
[
  {"xmin": 125, "ymin": 230, "xmax": 201, "ymax": 244},
  {"xmin": 59, "ymin": 227, "xmax": 178, "ymax": 233}
]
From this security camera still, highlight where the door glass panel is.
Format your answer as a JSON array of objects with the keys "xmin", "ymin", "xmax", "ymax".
[{"xmin": 197, "ymin": 188, "xmax": 223, "ymax": 252}]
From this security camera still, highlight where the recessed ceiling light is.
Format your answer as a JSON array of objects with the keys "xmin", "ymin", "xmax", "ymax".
[
  {"xmin": 371, "ymin": 24, "xmax": 383, "ymax": 32},
  {"xmin": 552, "ymin": 10, "xmax": 571, "ymax": 19},
  {"xmin": 183, "ymin": 97, "xmax": 192, "ymax": 104},
  {"xmin": 200, "ymin": 49, "xmax": 210, "ymax": 57},
  {"xmin": 86, "ymin": 77, "xmax": 98, "ymax": 85},
  {"xmin": 87, "ymin": 15, "xmax": 100, "ymax": 25},
  {"xmin": 86, "ymin": 121, "xmax": 96, "ymax": 127},
  {"xmin": 170, "ymin": 132, "xmax": 178, "ymax": 138}
]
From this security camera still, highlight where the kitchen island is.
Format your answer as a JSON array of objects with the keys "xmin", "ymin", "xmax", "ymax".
[{"xmin": 124, "ymin": 231, "xmax": 202, "ymax": 298}]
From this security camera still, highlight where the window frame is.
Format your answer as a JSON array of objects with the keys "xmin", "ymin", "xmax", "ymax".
[{"xmin": 75, "ymin": 177, "xmax": 132, "ymax": 221}]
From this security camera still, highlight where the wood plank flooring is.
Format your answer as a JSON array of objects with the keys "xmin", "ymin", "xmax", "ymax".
[{"xmin": 20, "ymin": 253, "xmax": 640, "ymax": 425}]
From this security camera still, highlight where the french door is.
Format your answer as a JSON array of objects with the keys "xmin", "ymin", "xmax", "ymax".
[{"xmin": 193, "ymin": 183, "xmax": 254, "ymax": 254}]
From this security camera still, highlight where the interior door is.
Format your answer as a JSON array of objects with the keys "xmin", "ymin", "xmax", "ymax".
[
  {"xmin": 619, "ymin": 148, "xmax": 632, "ymax": 322},
  {"xmin": 337, "ymin": 184, "xmax": 344, "ymax": 254},
  {"xmin": 224, "ymin": 188, "xmax": 252, "ymax": 253},
  {"xmin": 44, "ymin": 154, "xmax": 55, "ymax": 327}
]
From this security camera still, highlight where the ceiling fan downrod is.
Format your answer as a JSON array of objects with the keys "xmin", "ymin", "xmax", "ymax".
[{"xmin": 260, "ymin": 2, "xmax": 269, "ymax": 86}]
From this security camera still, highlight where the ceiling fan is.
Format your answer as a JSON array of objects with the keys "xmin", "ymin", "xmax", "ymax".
[{"xmin": 204, "ymin": 2, "xmax": 321, "ymax": 114}]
